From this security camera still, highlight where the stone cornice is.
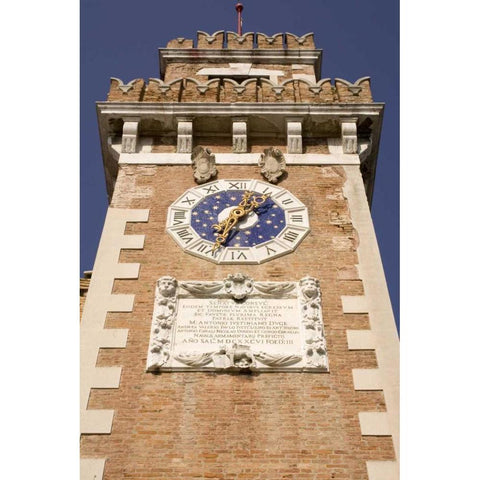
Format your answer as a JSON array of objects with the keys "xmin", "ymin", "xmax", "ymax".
[
  {"xmin": 97, "ymin": 101, "xmax": 384, "ymax": 118},
  {"xmin": 159, "ymin": 48, "xmax": 323, "ymax": 79},
  {"xmin": 97, "ymin": 102, "xmax": 384, "ymax": 205}
]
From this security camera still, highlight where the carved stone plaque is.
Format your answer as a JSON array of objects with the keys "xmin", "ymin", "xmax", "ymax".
[{"xmin": 147, "ymin": 274, "xmax": 329, "ymax": 373}]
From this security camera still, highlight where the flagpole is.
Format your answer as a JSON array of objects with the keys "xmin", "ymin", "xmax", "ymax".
[{"xmin": 235, "ymin": 2, "xmax": 244, "ymax": 36}]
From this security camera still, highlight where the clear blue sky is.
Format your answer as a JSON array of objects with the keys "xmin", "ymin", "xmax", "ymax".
[{"xmin": 80, "ymin": 0, "xmax": 399, "ymax": 327}]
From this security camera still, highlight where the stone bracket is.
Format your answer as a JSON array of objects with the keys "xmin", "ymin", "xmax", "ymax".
[
  {"xmin": 341, "ymin": 117, "xmax": 358, "ymax": 154},
  {"xmin": 232, "ymin": 118, "xmax": 248, "ymax": 153},
  {"xmin": 286, "ymin": 118, "xmax": 303, "ymax": 154},
  {"xmin": 121, "ymin": 118, "xmax": 139, "ymax": 154},
  {"xmin": 177, "ymin": 117, "xmax": 193, "ymax": 153}
]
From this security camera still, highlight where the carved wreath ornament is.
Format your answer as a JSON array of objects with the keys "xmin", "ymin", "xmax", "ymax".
[
  {"xmin": 258, "ymin": 147, "xmax": 287, "ymax": 183},
  {"xmin": 147, "ymin": 274, "xmax": 328, "ymax": 373}
]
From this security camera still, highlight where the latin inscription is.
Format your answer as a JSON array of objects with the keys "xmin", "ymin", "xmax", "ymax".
[{"xmin": 175, "ymin": 298, "xmax": 301, "ymax": 353}]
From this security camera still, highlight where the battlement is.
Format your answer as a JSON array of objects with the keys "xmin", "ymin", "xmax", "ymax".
[
  {"xmin": 166, "ymin": 31, "xmax": 315, "ymax": 50},
  {"xmin": 107, "ymin": 76, "xmax": 373, "ymax": 103}
]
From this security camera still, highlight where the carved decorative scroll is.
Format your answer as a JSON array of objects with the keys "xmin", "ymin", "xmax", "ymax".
[
  {"xmin": 191, "ymin": 146, "xmax": 217, "ymax": 184},
  {"xmin": 258, "ymin": 147, "xmax": 287, "ymax": 184},
  {"xmin": 147, "ymin": 274, "xmax": 329, "ymax": 373}
]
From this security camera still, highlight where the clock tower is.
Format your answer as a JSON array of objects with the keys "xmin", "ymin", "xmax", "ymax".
[{"xmin": 81, "ymin": 27, "xmax": 399, "ymax": 480}]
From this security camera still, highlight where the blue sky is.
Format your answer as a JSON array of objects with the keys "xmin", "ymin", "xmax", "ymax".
[{"xmin": 81, "ymin": 0, "xmax": 399, "ymax": 326}]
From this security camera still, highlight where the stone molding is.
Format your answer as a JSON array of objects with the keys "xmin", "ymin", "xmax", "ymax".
[
  {"xmin": 342, "ymin": 165, "xmax": 399, "ymax": 479},
  {"xmin": 115, "ymin": 151, "xmax": 360, "ymax": 166},
  {"xmin": 98, "ymin": 101, "xmax": 383, "ymax": 118},
  {"xmin": 146, "ymin": 274, "xmax": 328, "ymax": 372},
  {"xmin": 80, "ymin": 208, "xmax": 149, "ymax": 476}
]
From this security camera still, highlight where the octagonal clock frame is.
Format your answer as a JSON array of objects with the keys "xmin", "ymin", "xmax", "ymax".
[{"xmin": 166, "ymin": 179, "xmax": 310, "ymax": 264}]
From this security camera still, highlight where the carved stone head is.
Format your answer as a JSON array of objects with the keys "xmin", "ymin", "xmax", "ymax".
[
  {"xmin": 224, "ymin": 273, "xmax": 254, "ymax": 300},
  {"xmin": 258, "ymin": 147, "xmax": 286, "ymax": 183},
  {"xmin": 191, "ymin": 146, "xmax": 217, "ymax": 184},
  {"xmin": 228, "ymin": 344, "xmax": 255, "ymax": 370},
  {"xmin": 157, "ymin": 276, "xmax": 178, "ymax": 298},
  {"xmin": 299, "ymin": 276, "xmax": 320, "ymax": 300}
]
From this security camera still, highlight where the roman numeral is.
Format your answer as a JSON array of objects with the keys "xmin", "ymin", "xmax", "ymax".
[
  {"xmin": 202, "ymin": 184, "xmax": 220, "ymax": 194},
  {"xmin": 291, "ymin": 214, "xmax": 303, "ymax": 223},
  {"xmin": 283, "ymin": 231, "xmax": 299, "ymax": 243},
  {"xmin": 265, "ymin": 246, "xmax": 277, "ymax": 255},
  {"xmin": 173, "ymin": 210, "xmax": 186, "ymax": 225},
  {"xmin": 196, "ymin": 243, "xmax": 217, "ymax": 256},
  {"xmin": 176, "ymin": 228, "xmax": 194, "ymax": 244},
  {"xmin": 181, "ymin": 196, "xmax": 196, "ymax": 206},
  {"xmin": 228, "ymin": 182, "xmax": 248, "ymax": 190},
  {"xmin": 281, "ymin": 197, "xmax": 294, "ymax": 205},
  {"xmin": 230, "ymin": 251, "xmax": 247, "ymax": 260}
]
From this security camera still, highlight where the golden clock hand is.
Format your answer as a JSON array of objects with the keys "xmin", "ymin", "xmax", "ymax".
[{"xmin": 211, "ymin": 191, "xmax": 270, "ymax": 251}]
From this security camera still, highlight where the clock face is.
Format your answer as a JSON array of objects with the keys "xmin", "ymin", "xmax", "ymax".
[{"xmin": 166, "ymin": 179, "xmax": 310, "ymax": 264}]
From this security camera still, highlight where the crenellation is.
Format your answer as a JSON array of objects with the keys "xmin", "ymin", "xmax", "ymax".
[
  {"xmin": 285, "ymin": 32, "xmax": 315, "ymax": 49},
  {"xmin": 226, "ymin": 31, "xmax": 255, "ymax": 49},
  {"xmin": 144, "ymin": 78, "xmax": 182, "ymax": 102},
  {"xmin": 335, "ymin": 77, "xmax": 373, "ymax": 103},
  {"xmin": 107, "ymin": 78, "xmax": 145, "ymax": 102},
  {"xmin": 197, "ymin": 30, "xmax": 225, "ymax": 49},
  {"xmin": 257, "ymin": 32, "xmax": 284, "ymax": 49},
  {"xmin": 108, "ymin": 77, "xmax": 372, "ymax": 104},
  {"xmin": 166, "ymin": 37, "xmax": 194, "ymax": 49}
]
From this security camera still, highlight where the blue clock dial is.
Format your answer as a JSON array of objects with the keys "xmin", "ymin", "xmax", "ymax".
[{"xmin": 190, "ymin": 190, "xmax": 286, "ymax": 247}]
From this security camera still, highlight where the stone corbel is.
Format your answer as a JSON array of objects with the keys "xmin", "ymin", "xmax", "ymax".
[
  {"xmin": 232, "ymin": 118, "xmax": 248, "ymax": 153},
  {"xmin": 286, "ymin": 118, "xmax": 303, "ymax": 154},
  {"xmin": 177, "ymin": 117, "xmax": 193, "ymax": 154},
  {"xmin": 121, "ymin": 118, "xmax": 140, "ymax": 154},
  {"xmin": 341, "ymin": 118, "xmax": 358, "ymax": 154}
]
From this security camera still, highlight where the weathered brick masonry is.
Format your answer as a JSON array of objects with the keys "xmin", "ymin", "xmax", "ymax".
[{"xmin": 81, "ymin": 165, "xmax": 395, "ymax": 479}]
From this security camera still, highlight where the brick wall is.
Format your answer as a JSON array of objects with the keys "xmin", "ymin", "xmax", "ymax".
[{"xmin": 80, "ymin": 164, "xmax": 394, "ymax": 479}]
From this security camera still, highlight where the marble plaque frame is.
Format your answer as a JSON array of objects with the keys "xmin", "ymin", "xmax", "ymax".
[{"xmin": 146, "ymin": 274, "xmax": 329, "ymax": 373}]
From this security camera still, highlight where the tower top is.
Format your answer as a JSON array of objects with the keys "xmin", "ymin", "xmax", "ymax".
[{"xmin": 235, "ymin": 2, "xmax": 244, "ymax": 36}]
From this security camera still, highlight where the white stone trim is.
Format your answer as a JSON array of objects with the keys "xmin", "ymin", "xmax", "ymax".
[
  {"xmin": 80, "ymin": 458, "xmax": 106, "ymax": 480},
  {"xmin": 366, "ymin": 461, "xmax": 399, "ymax": 480},
  {"xmin": 197, "ymin": 64, "xmax": 285, "ymax": 83},
  {"xmin": 121, "ymin": 119, "xmax": 139, "ymax": 154},
  {"xmin": 342, "ymin": 165, "xmax": 399, "ymax": 473},
  {"xmin": 116, "ymin": 151, "xmax": 360, "ymax": 165},
  {"xmin": 177, "ymin": 118, "xmax": 193, "ymax": 153},
  {"xmin": 341, "ymin": 295, "xmax": 369, "ymax": 313},
  {"xmin": 341, "ymin": 118, "xmax": 358, "ymax": 154},
  {"xmin": 232, "ymin": 118, "xmax": 248, "ymax": 153},
  {"xmin": 346, "ymin": 329, "xmax": 375, "ymax": 350},
  {"xmin": 98, "ymin": 102, "xmax": 384, "ymax": 118},
  {"xmin": 80, "ymin": 208, "xmax": 149, "ymax": 440},
  {"xmin": 352, "ymin": 368, "xmax": 382, "ymax": 390},
  {"xmin": 358, "ymin": 412, "xmax": 391, "ymax": 436},
  {"xmin": 286, "ymin": 118, "xmax": 303, "ymax": 154}
]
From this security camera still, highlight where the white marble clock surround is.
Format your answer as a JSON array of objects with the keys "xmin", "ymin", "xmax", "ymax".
[{"xmin": 166, "ymin": 179, "xmax": 310, "ymax": 264}]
